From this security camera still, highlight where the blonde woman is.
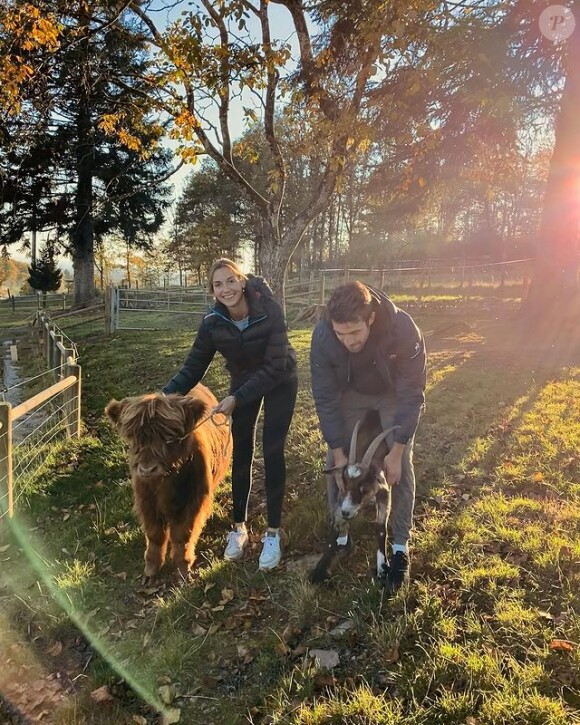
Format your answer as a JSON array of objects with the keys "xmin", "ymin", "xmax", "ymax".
[{"xmin": 163, "ymin": 259, "xmax": 297, "ymax": 570}]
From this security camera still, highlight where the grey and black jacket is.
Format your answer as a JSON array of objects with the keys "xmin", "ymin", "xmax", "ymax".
[
  {"xmin": 310, "ymin": 286, "xmax": 426, "ymax": 449},
  {"xmin": 163, "ymin": 276, "xmax": 297, "ymax": 405}
]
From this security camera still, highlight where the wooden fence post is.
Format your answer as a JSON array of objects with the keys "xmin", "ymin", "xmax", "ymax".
[
  {"xmin": 104, "ymin": 286, "xmax": 112, "ymax": 335},
  {"xmin": 307, "ymin": 270, "xmax": 314, "ymax": 306},
  {"xmin": 0, "ymin": 403, "xmax": 13, "ymax": 519},
  {"xmin": 319, "ymin": 272, "xmax": 326, "ymax": 304},
  {"xmin": 64, "ymin": 362, "xmax": 82, "ymax": 438},
  {"xmin": 522, "ymin": 264, "xmax": 531, "ymax": 301},
  {"xmin": 466, "ymin": 267, "xmax": 474, "ymax": 301},
  {"xmin": 53, "ymin": 334, "xmax": 63, "ymax": 380},
  {"xmin": 43, "ymin": 320, "xmax": 50, "ymax": 365},
  {"xmin": 418, "ymin": 264, "xmax": 426, "ymax": 303}
]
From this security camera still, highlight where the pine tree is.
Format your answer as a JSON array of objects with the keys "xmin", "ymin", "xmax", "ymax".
[{"xmin": 27, "ymin": 244, "xmax": 62, "ymax": 306}]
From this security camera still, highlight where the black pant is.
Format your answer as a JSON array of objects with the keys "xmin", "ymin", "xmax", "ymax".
[{"xmin": 230, "ymin": 376, "xmax": 298, "ymax": 528}]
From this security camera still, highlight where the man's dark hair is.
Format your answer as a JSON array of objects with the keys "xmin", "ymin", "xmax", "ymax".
[{"xmin": 327, "ymin": 281, "xmax": 374, "ymax": 323}]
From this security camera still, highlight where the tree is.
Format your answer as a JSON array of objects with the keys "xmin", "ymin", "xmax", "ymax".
[
  {"xmin": 27, "ymin": 242, "xmax": 62, "ymax": 304},
  {"xmin": 527, "ymin": 9, "xmax": 580, "ymax": 311},
  {"xmin": 121, "ymin": 0, "xmax": 457, "ymax": 302},
  {"xmin": 1, "ymin": 0, "xmax": 175, "ymax": 306}
]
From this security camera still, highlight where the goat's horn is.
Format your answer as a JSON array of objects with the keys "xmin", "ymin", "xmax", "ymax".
[
  {"xmin": 360, "ymin": 425, "xmax": 399, "ymax": 469},
  {"xmin": 348, "ymin": 420, "xmax": 362, "ymax": 465}
]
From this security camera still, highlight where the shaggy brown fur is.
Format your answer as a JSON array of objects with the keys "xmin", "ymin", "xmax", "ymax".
[{"xmin": 105, "ymin": 385, "xmax": 232, "ymax": 581}]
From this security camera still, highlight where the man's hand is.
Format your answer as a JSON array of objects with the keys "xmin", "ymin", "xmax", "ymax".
[
  {"xmin": 383, "ymin": 442, "xmax": 405, "ymax": 486},
  {"xmin": 212, "ymin": 395, "xmax": 237, "ymax": 416}
]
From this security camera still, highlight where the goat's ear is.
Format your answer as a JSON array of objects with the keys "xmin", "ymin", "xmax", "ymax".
[
  {"xmin": 105, "ymin": 399, "xmax": 127, "ymax": 427},
  {"xmin": 180, "ymin": 395, "xmax": 208, "ymax": 431}
]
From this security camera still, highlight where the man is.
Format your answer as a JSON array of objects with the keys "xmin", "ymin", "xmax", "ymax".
[{"xmin": 310, "ymin": 281, "xmax": 426, "ymax": 592}]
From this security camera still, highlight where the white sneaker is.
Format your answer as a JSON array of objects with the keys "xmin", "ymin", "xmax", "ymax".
[
  {"xmin": 224, "ymin": 528, "xmax": 248, "ymax": 561},
  {"xmin": 259, "ymin": 532, "xmax": 282, "ymax": 570}
]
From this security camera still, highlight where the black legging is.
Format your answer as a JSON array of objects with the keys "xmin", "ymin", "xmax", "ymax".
[{"xmin": 230, "ymin": 376, "xmax": 298, "ymax": 528}]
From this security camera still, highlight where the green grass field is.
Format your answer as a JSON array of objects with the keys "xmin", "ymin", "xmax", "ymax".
[{"xmin": 0, "ymin": 302, "xmax": 578, "ymax": 725}]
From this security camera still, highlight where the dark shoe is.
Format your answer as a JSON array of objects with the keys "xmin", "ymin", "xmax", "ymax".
[{"xmin": 386, "ymin": 551, "xmax": 410, "ymax": 593}]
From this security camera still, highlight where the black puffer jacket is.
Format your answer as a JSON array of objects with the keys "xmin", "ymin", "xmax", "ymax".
[
  {"xmin": 310, "ymin": 286, "xmax": 426, "ymax": 448},
  {"xmin": 163, "ymin": 276, "xmax": 297, "ymax": 405}
]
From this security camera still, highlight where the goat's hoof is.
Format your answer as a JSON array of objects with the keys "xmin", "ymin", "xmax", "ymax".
[
  {"xmin": 140, "ymin": 574, "xmax": 157, "ymax": 586},
  {"xmin": 309, "ymin": 566, "xmax": 332, "ymax": 584},
  {"xmin": 374, "ymin": 563, "xmax": 390, "ymax": 582}
]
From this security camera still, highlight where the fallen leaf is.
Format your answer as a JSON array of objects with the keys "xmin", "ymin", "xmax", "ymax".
[
  {"xmin": 132, "ymin": 717, "xmax": 148, "ymax": 725},
  {"xmin": 309, "ymin": 649, "xmax": 340, "ymax": 669},
  {"xmin": 114, "ymin": 571, "xmax": 127, "ymax": 581},
  {"xmin": 281, "ymin": 624, "xmax": 297, "ymax": 643},
  {"xmin": 90, "ymin": 685, "xmax": 113, "ymax": 703},
  {"xmin": 329, "ymin": 619, "xmax": 355, "ymax": 637},
  {"xmin": 505, "ymin": 551, "xmax": 528, "ymax": 566},
  {"xmin": 162, "ymin": 708, "xmax": 181, "ymax": 724},
  {"xmin": 291, "ymin": 643, "xmax": 308, "ymax": 658},
  {"xmin": 549, "ymin": 639, "xmax": 575, "ymax": 652},
  {"xmin": 220, "ymin": 587, "xmax": 235, "ymax": 603},
  {"xmin": 314, "ymin": 672, "xmax": 336, "ymax": 688},
  {"xmin": 0, "ymin": 544, "xmax": 11, "ymax": 553},
  {"xmin": 465, "ymin": 718, "xmax": 480, "ymax": 725},
  {"xmin": 533, "ymin": 472, "xmax": 543, "ymax": 482},
  {"xmin": 158, "ymin": 684, "xmax": 176, "ymax": 704},
  {"xmin": 275, "ymin": 641, "xmax": 290, "ymax": 657},
  {"xmin": 211, "ymin": 604, "xmax": 225, "ymax": 612},
  {"xmin": 202, "ymin": 676, "xmax": 219, "ymax": 689},
  {"xmin": 204, "ymin": 583, "xmax": 216, "ymax": 594},
  {"xmin": 537, "ymin": 610, "xmax": 554, "ymax": 621},
  {"xmin": 192, "ymin": 623, "xmax": 207, "ymax": 636}
]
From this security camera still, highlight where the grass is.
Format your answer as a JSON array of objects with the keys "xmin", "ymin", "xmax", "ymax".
[{"xmin": 0, "ymin": 302, "xmax": 579, "ymax": 724}]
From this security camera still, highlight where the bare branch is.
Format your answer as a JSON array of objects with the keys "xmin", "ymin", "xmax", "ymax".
[
  {"xmin": 200, "ymin": 0, "xmax": 232, "ymax": 161},
  {"xmin": 260, "ymin": 0, "xmax": 286, "ymax": 224}
]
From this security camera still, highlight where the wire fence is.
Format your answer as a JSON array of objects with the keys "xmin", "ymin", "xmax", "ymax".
[
  {"xmin": 105, "ymin": 258, "xmax": 534, "ymax": 332},
  {"xmin": 0, "ymin": 313, "xmax": 82, "ymax": 521}
]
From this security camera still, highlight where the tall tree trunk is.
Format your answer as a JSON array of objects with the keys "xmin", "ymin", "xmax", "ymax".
[
  {"xmin": 259, "ymin": 215, "xmax": 310, "ymax": 312},
  {"xmin": 71, "ymin": 12, "xmax": 95, "ymax": 308},
  {"xmin": 527, "ymin": 23, "xmax": 580, "ymax": 313}
]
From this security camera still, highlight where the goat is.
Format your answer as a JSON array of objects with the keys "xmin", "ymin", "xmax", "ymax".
[{"xmin": 310, "ymin": 412, "xmax": 398, "ymax": 583}]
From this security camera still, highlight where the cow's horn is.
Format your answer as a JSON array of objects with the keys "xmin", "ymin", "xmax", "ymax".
[
  {"xmin": 348, "ymin": 419, "xmax": 362, "ymax": 465},
  {"xmin": 360, "ymin": 425, "xmax": 399, "ymax": 469}
]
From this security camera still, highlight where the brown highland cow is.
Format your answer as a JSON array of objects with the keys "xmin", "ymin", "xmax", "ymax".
[{"xmin": 105, "ymin": 385, "xmax": 232, "ymax": 581}]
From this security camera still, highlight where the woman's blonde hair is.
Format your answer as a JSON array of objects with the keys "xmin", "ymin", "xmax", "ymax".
[{"xmin": 207, "ymin": 258, "xmax": 247, "ymax": 293}]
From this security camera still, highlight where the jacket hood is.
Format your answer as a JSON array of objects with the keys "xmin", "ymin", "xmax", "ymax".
[{"xmin": 245, "ymin": 274, "xmax": 274, "ymax": 299}]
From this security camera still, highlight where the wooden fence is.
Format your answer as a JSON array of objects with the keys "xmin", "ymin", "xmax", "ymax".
[
  {"xmin": 0, "ymin": 312, "xmax": 82, "ymax": 520},
  {"xmin": 101, "ymin": 259, "xmax": 534, "ymax": 333}
]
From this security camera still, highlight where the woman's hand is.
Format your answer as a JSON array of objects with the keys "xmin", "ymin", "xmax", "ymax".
[{"xmin": 212, "ymin": 395, "xmax": 237, "ymax": 416}]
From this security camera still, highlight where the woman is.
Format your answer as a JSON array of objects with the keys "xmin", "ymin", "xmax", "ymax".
[{"xmin": 162, "ymin": 259, "xmax": 298, "ymax": 570}]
